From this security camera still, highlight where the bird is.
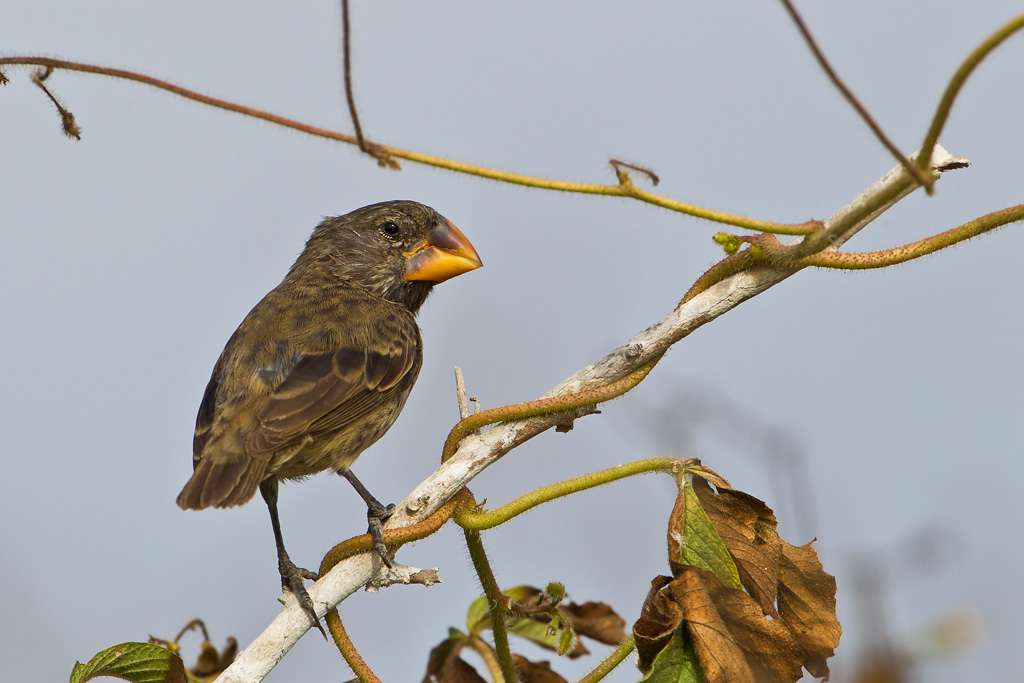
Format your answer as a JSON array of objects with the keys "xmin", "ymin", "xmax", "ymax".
[{"xmin": 176, "ymin": 200, "xmax": 482, "ymax": 635}]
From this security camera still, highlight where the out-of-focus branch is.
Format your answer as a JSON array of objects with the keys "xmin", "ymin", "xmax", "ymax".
[{"xmin": 211, "ymin": 142, "xmax": 968, "ymax": 683}]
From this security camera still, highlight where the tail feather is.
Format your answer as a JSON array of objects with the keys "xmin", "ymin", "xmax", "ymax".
[{"xmin": 176, "ymin": 455, "xmax": 272, "ymax": 509}]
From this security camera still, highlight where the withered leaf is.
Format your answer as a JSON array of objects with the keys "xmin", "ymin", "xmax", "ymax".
[
  {"xmin": 777, "ymin": 541, "xmax": 841, "ymax": 679},
  {"xmin": 633, "ymin": 575, "xmax": 683, "ymax": 673},
  {"xmin": 690, "ymin": 476, "xmax": 782, "ymax": 618},
  {"xmin": 634, "ymin": 568, "xmax": 805, "ymax": 683},
  {"xmin": 639, "ymin": 628, "xmax": 707, "ymax": 683},
  {"xmin": 423, "ymin": 630, "xmax": 485, "ymax": 683},
  {"xmin": 512, "ymin": 655, "xmax": 570, "ymax": 683},
  {"xmin": 188, "ymin": 638, "xmax": 237, "ymax": 681},
  {"xmin": 681, "ymin": 566, "xmax": 803, "ymax": 683},
  {"xmin": 667, "ymin": 478, "xmax": 742, "ymax": 588},
  {"xmin": 442, "ymin": 657, "xmax": 488, "ymax": 683},
  {"xmin": 563, "ymin": 601, "xmax": 628, "ymax": 646}
]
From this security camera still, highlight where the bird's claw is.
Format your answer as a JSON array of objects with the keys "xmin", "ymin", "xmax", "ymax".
[
  {"xmin": 278, "ymin": 556, "xmax": 327, "ymax": 639},
  {"xmin": 366, "ymin": 503, "xmax": 396, "ymax": 569}
]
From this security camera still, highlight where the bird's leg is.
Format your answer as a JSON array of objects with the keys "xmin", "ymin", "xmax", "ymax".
[
  {"xmin": 259, "ymin": 478, "xmax": 327, "ymax": 639},
  {"xmin": 338, "ymin": 468, "xmax": 396, "ymax": 568}
]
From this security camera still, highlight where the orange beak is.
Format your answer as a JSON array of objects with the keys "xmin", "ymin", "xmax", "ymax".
[{"xmin": 404, "ymin": 219, "xmax": 483, "ymax": 283}]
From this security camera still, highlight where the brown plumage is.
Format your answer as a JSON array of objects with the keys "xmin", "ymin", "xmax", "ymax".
[{"xmin": 176, "ymin": 200, "xmax": 481, "ymax": 633}]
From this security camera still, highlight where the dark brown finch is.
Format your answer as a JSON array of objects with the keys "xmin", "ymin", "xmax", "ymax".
[{"xmin": 176, "ymin": 200, "xmax": 481, "ymax": 635}]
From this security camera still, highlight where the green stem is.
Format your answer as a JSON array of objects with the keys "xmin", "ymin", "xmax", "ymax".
[
  {"xmin": 454, "ymin": 459, "xmax": 681, "ymax": 530},
  {"xmin": 576, "ymin": 636, "xmax": 635, "ymax": 683},
  {"xmin": 466, "ymin": 635, "xmax": 506, "ymax": 683},
  {"xmin": 920, "ymin": 13, "xmax": 1024, "ymax": 170},
  {"xmin": 464, "ymin": 529, "xmax": 519, "ymax": 682}
]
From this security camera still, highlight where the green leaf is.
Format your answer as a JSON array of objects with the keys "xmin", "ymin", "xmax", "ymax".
[
  {"xmin": 508, "ymin": 615, "xmax": 562, "ymax": 652},
  {"xmin": 679, "ymin": 480, "xmax": 742, "ymax": 589},
  {"xmin": 466, "ymin": 595, "xmax": 491, "ymax": 635},
  {"xmin": 69, "ymin": 642, "xmax": 185, "ymax": 683},
  {"xmin": 637, "ymin": 630, "xmax": 707, "ymax": 683}
]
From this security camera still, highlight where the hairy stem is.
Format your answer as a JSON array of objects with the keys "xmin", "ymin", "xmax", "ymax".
[
  {"xmin": 442, "ymin": 358, "xmax": 662, "ymax": 463},
  {"xmin": 920, "ymin": 13, "xmax": 1024, "ymax": 171},
  {"xmin": 318, "ymin": 488, "xmax": 469, "ymax": 576},
  {"xmin": 576, "ymin": 636, "xmax": 636, "ymax": 683},
  {"xmin": 454, "ymin": 459, "xmax": 682, "ymax": 530},
  {"xmin": 0, "ymin": 56, "xmax": 812, "ymax": 234},
  {"xmin": 803, "ymin": 203, "xmax": 1024, "ymax": 269},
  {"xmin": 324, "ymin": 610, "xmax": 381, "ymax": 683},
  {"xmin": 464, "ymin": 530, "xmax": 518, "ymax": 682}
]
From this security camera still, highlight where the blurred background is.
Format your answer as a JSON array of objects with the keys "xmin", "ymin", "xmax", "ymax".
[{"xmin": 2, "ymin": 2, "xmax": 1021, "ymax": 681}]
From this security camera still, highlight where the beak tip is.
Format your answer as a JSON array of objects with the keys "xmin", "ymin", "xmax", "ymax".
[{"xmin": 404, "ymin": 219, "xmax": 482, "ymax": 283}]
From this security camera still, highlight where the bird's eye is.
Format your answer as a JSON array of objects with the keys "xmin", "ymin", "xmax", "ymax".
[{"xmin": 380, "ymin": 221, "xmax": 401, "ymax": 240}]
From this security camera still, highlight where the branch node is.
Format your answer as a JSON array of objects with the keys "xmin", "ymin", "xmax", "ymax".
[
  {"xmin": 404, "ymin": 495, "xmax": 430, "ymax": 515},
  {"xmin": 610, "ymin": 158, "xmax": 660, "ymax": 186},
  {"xmin": 625, "ymin": 343, "xmax": 645, "ymax": 359}
]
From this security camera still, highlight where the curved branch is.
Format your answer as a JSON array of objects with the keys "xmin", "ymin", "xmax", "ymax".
[
  {"xmin": 919, "ymin": 13, "xmax": 1024, "ymax": 170},
  {"xmin": 0, "ymin": 56, "xmax": 810, "ymax": 234},
  {"xmin": 453, "ymin": 458, "xmax": 683, "ymax": 531},
  {"xmin": 803, "ymin": 202, "xmax": 1024, "ymax": 269}
]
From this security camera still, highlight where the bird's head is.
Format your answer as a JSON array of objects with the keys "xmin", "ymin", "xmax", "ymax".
[{"xmin": 298, "ymin": 200, "xmax": 482, "ymax": 312}]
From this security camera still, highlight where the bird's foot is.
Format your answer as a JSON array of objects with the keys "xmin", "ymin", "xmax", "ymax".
[
  {"xmin": 278, "ymin": 554, "xmax": 327, "ymax": 639},
  {"xmin": 366, "ymin": 501, "xmax": 396, "ymax": 569}
]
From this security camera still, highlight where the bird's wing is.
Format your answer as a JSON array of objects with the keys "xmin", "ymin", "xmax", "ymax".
[
  {"xmin": 192, "ymin": 372, "xmax": 220, "ymax": 463},
  {"xmin": 245, "ymin": 323, "xmax": 420, "ymax": 455}
]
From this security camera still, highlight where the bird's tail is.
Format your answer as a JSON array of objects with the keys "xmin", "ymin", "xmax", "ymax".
[{"xmin": 176, "ymin": 454, "xmax": 272, "ymax": 510}]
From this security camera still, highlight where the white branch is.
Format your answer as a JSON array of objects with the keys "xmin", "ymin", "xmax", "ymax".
[{"xmin": 214, "ymin": 145, "xmax": 967, "ymax": 683}]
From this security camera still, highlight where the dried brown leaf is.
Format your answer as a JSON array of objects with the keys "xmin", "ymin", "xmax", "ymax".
[
  {"xmin": 633, "ymin": 575, "xmax": 681, "ymax": 672},
  {"xmin": 423, "ymin": 634, "xmax": 485, "ymax": 683},
  {"xmin": 691, "ymin": 477, "xmax": 783, "ymax": 617},
  {"xmin": 563, "ymin": 601, "xmax": 628, "ymax": 646},
  {"xmin": 634, "ymin": 569, "xmax": 806, "ymax": 682},
  {"xmin": 681, "ymin": 566, "xmax": 803, "ymax": 683},
  {"xmin": 778, "ymin": 541, "xmax": 841, "ymax": 679},
  {"xmin": 512, "ymin": 655, "xmax": 570, "ymax": 683}
]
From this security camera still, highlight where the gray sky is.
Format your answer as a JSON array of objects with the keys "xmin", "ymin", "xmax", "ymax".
[{"xmin": 2, "ymin": 2, "xmax": 1022, "ymax": 681}]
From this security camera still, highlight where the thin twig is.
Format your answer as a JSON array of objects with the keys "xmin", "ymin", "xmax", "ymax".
[
  {"xmin": 455, "ymin": 367, "xmax": 470, "ymax": 421},
  {"xmin": 340, "ymin": 0, "xmax": 364, "ymax": 149},
  {"xmin": 609, "ymin": 158, "xmax": 660, "ymax": 186},
  {"xmin": 339, "ymin": 0, "xmax": 396, "ymax": 168},
  {"xmin": 777, "ymin": 0, "xmax": 934, "ymax": 192},
  {"xmin": 29, "ymin": 67, "xmax": 80, "ymax": 139},
  {"xmin": 0, "ymin": 56, "xmax": 813, "ymax": 234},
  {"xmin": 919, "ymin": 12, "xmax": 1024, "ymax": 171}
]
